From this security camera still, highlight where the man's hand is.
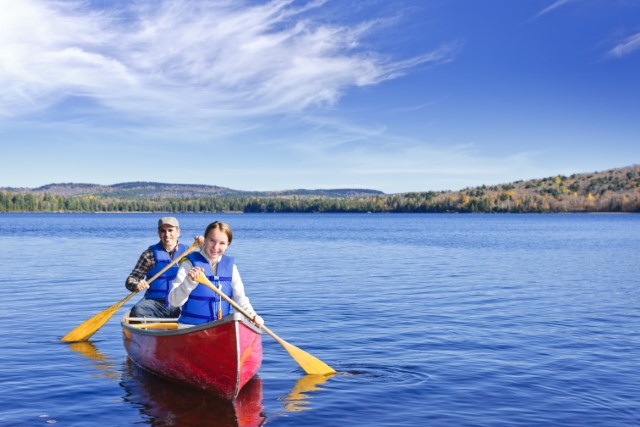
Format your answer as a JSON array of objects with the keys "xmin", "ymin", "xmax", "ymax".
[{"xmin": 136, "ymin": 279, "xmax": 149, "ymax": 292}]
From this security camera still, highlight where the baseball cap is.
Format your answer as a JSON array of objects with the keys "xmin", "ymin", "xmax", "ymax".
[{"xmin": 158, "ymin": 217, "xmax": 180, "ymax": 228}]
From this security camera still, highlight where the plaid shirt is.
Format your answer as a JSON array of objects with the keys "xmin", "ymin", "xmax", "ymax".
[{"xmin": 125, "ymin": 243, "xmax": 182, "ymax": 292}]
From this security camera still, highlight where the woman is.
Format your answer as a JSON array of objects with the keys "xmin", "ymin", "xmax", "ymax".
[{"xmin": 169, "ymin": 221, "xmax": 264, "ymax": 327}]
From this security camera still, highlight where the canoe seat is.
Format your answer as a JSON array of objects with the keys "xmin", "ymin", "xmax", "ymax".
[{"xmin": 129, "ymin": 323, "xmax": 180, "ymax": 330}]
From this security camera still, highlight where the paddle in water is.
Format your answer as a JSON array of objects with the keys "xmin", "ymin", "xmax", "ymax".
[
  {"xmin": 61, "ymin": 239, "xmax": 201, "ymax": 342},
  {"xmin": 196, "ymin": 273, "xmax": 336, "ymax": 375}
]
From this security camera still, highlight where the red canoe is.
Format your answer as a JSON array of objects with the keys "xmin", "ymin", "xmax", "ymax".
[{"xmin": 121, "ymin": 311, "xmax": 263, "ymax": 400}]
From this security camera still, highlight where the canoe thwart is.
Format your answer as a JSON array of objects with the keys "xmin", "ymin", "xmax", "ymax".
[
  {"xmin": 129, "ymin": 322, "xmax": 180, "ymax": 330},
  {"xmin": 126, "ymin": 317, "xmax": 180, "ymax": 323}
]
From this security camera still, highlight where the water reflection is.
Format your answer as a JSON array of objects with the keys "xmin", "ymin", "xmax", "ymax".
[
  {"xmin": 121, "ymin": 360, "xmax": 266, "ymax": 427},
  {"xmin": 279, "ymin": 373, "xmax": 335, "ymax": 412},
  {"xmin": 68, "ymin": 341, "xmax": 335, "ymax": 424},
  {"xmin": 67, "ymin": 341, "xmax": 118, "ymax": 378}
]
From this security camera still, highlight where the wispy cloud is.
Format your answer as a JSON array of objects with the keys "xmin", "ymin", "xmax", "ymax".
[
  {"xmin": 533, "ymin": 0, "xmax": 573, "ymax": 19},
  {"xmin": 0, "ymin": 0, "xmax": 455, "ymax": 130},
  {"xmin": 607, "ymin": 32, "xmax": 640, "ymax": 58}
]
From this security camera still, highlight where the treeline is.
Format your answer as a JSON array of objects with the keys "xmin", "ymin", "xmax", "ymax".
[
  {"xmin": 2, "ymin": 166, "xmax": 639, "ymax": 213},
  {"xmin": 1, "ymin": 189, "xmax": 638, "ymax": 213}
]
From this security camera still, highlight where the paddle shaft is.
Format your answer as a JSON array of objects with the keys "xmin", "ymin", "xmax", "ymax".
[
  {"xmin": 115, "ymin": 239, "xmax": 200, "ymax": 303},
  {"xmin": 196, "ymin": 274, "xmax": 262, "ymax": 329},
  {"xmin": 196, "ymin": 273, "xmax": 336, "ymax": 374},
  {"xmin": 199, "ymin": 276, "xmax": 283, "ymax": 344},
  {"xmin": 144, "ymin": 240, "xmax": 201, "ymax": 287},
  {"xmin": 116, "ymin": 241, "xmax": 197, "ymax": 305},
  {"xmin": 199, "ymin": 282, "xmax": 282, "ymax": 344}
]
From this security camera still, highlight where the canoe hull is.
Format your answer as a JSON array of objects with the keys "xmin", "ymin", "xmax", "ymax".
[{"xmin": 122, "ymin": 312, "xmax": 262, "ymax": 400}]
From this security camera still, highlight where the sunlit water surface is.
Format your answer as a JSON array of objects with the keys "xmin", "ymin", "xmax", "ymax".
[{"xmin": 1, "ymin": 213, "xmax": 639, "ymax": 426}]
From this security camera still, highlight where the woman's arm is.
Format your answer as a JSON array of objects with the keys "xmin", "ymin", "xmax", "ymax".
[{"xmin": 168, "ymin": 259, "xmax": 197, "ymax": 307}]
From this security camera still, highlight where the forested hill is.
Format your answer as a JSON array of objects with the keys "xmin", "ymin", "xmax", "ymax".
[
  {"xmin": 447, "ymin": 164, "xmax": 640, "ymax": 213},
  {"xmin": 1, "ymin": 165, "xmax": 639, "ymax": 213},
  {"xmin": 1, "ymin": 181, "xmax": 383, "ymax": 199}
]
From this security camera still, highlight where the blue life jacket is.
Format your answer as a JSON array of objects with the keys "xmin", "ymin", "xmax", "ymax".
[
  {"xmin": 178, "ymin": 252, "xmax": 234, "ymax": 325},
  {"xmin": 145, "ymin": 242, "xmax": 188, "ymax": 305}
]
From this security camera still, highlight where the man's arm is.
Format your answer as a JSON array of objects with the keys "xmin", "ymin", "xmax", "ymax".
[{"xmin": 125, "ymin": 248, "xmax": 155, "ymax": 292}]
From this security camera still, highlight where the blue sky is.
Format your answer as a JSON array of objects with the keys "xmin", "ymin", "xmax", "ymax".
[{"xmin": 1, "ymin": 0, "xmax": 638, "ymax": 194}]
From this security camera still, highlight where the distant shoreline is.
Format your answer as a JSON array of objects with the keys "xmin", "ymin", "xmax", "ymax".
[
  {"xmin": 0, "ymin": 211, "xmax": 635, "ymax": 215},
  {"xmin": 2, "ymin": 165, "xmax": 639, "ymax": 214}
]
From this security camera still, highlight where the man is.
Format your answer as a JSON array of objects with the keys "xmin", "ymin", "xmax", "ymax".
[{"xmin": 126, "ymin": 217, "xmax": 189, "ymax": 318}]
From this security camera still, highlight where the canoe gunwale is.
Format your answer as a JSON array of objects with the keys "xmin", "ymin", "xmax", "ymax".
[{"xmin": 121, "ymin": 311, "xmax": 262, "ymax": 337}]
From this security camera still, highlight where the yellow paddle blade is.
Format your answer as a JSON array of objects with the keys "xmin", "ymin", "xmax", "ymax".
[
  {"xmin": 280, "ymin": 339, "xmax": 336, "ymax": 375},
  {"xmin": 61, "ymin": 292, "xmax": 137, "ymax": 342}
]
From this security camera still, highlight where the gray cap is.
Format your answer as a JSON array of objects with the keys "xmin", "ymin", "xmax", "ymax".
[{"xmin": 158, "ymin": 217, "xmax": 179, "ymax": 228}]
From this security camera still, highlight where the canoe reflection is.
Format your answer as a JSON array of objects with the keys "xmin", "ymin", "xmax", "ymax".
[{"xmin": 121, "ymin": 359, "xmax": 266, "ymax": 427}]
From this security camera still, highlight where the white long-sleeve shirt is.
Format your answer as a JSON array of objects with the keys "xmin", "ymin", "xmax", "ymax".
[{"xmin": 168, "ymin": 251, "xmax": 257, "ymax": 319}]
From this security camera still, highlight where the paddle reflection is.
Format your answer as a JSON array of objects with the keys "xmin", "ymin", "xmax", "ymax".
[
  {"xmin": 121, "ymin": 359, "xmax": 266, "ymax": 427},
  {"xmin": 279, "ymin": 373, "xmax": 335, "ymax": 412},
  {"xmin": 67, "ymin": 341, "xmax": 118, "ymax": 378}
]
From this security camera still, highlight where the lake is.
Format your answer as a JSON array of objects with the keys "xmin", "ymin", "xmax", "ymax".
[{"xmin": 1, "ymin": 213, "xmax": 639, "ymax": 426}]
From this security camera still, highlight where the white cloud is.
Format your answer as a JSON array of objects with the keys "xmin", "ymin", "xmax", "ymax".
[
  {"xmin": 533, "ymin": 0, "xmax": 573, "ymax": 19},
  {"xmin": 607, "ymin": 32, "xmax": 640, "ymax": 58},
  {"xmin": 0, "ymin": 0, "xmax": 119, "ymax": 117},
  {"xmin": 0, "ymin": 0, "xmax": 455, "ymax": 126}
]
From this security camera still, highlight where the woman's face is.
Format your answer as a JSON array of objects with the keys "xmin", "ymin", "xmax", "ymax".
[{"xmin": 203, "ymin": 227, "xmax": 229, "ymax": 260}]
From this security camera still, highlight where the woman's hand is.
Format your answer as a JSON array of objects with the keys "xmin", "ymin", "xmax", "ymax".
[
  {"xmin": 188, "ymin": 267, "xmax": 204, "ymax": 282},
  {"xmin": 252, "ymin": 314, "xmax": 264, "ymax": 327}
]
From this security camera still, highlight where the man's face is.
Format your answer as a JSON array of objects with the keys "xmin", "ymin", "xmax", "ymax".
[{"xmin": 158, "ymin": 224, "xmax": 180, "ymax": 250}]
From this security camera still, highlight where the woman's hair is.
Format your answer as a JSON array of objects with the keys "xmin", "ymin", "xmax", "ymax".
[{"xmin": 204, "ymin": 221, "xmax": 233, "ymax": 244}]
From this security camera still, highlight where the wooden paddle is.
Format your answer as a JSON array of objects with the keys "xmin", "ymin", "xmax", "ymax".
[
  {"xmin": 61, "ymin": 239, "xmax": 201, "ymax": 342},
  {"xmin": 196, "ymin": 273, "xmax": 336, "ymax": 375}
]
